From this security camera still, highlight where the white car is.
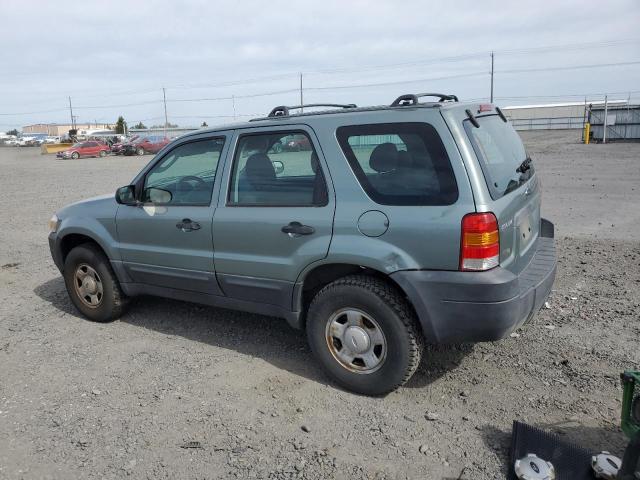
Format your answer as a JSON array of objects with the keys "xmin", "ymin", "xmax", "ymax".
[
  {"xmin": 17, "ymin": 136, "xmax": 36, "ymax": 146},
  {"xmin": 44, "ymin": 136, "xmax": 61, "ymax": 144}
]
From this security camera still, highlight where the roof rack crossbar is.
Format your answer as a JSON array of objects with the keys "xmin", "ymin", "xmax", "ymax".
[
  {"xmin": 267, "ymin": 103, "xmax": 357, "ymax": 117},
  {"xmin": 390, "ymin": 93, "xmax": 459, "ymax": 107}
]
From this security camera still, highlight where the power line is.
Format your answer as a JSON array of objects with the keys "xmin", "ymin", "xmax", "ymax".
[
  {"xmin": 75, "ymin": 100, "xmax": 164, "ymax": 109},
  {"xmin": 168, "ymin": 88, "xmax": 299, "ymax": 103},
  {"xmin": 497, "ymin": 38, "xmax": 640, "ymax": 56},
  {"xmin": 497, "ymin": 60, "xmax": 640, "ymax": 75},
  {"xmin": 166, "ymin": 73, "xmax": 299, "ymax": 92},
  {"xmin": 3, "ymin": 57, "xmax": 638, "ymax": 117},
  {"xmin": 305, "ymin": 71, "xmax": 487, "ymax": 91},
  {"xmin": 304, "ymin": 38, "xmax": 640, "ymax": 77},
  {"xmin": 493, "ymin": 90, "xmax": 640, "ymax": 100}
]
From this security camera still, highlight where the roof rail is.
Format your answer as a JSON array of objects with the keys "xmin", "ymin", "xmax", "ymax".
[
  {"xmin": 390, "ymin": 93, "xmax": 459, "ymax": 107},
  {"xmin": 267, "ymin": 103, "xmax": 357, "ymax": 118}
]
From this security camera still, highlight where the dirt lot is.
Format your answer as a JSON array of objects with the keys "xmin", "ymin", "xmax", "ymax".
[{"xmin": 0, "ymin": 131, "xmax": 639, "ymax": 479}]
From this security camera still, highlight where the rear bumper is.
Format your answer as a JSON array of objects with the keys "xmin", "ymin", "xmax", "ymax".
[{"xmin": 391, "ymin": 220, "xmax": 557, "ymax": 343}]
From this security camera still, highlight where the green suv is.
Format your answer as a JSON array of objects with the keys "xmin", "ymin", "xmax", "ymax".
[{"xmin": 48, "ymin": 93, "xmax": 556, "ymax": 395}]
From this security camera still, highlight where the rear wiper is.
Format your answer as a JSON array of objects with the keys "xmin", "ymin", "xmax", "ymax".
[{"xmin": 516, "ymin": 157, "xmax": 532, "ymax": 173}]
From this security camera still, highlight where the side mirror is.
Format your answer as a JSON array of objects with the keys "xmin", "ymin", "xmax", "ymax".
[
  {"xmin": 142, "ymin": 187, "xmax": 173, "ymax": 204},
  {"xmin": 115, "ymin": 185, "xmax": 137, "ymax": 205},
  {"xmin": 272, "ymin": 160, "xmax": 284, "ymax": 175}
]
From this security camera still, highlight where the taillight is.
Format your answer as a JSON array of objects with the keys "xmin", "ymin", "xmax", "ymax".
[{"xmin": 460, "ymin": 213, "xmax": 500, "ymax": 271}]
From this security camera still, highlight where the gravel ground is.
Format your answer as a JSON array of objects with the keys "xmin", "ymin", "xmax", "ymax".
[{"xmin": 0, "ymin": 131, "xmax": 638, "ymax": 479}]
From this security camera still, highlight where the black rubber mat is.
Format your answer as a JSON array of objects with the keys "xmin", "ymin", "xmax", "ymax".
[{"xmin": 509, "ymin": 421, "xmax": 594, "ymax": 480}]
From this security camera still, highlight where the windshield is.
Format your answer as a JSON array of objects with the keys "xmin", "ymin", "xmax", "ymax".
[{"xmin": 465, "ymin": 114, "xmax": 533, "ymax": 200}]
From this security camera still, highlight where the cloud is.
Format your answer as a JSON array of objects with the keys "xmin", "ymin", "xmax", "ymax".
[{"xmin": 1, "ymin": 0, "xmax": 639, "ymax": 128}]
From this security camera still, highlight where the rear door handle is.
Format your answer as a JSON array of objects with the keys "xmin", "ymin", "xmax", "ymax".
[
  {"xmin": 176, "ymin": 218, "xmax": 201, "ymax": 232},
  {"xmin": 281, "ymin": 221, "xmax": 315, "ymax": 237}
]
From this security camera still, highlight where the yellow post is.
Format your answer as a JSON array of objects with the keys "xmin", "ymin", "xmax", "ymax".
[{"xmin": 584, "ymin": 123, "xmax": 590, "ymax": 144}]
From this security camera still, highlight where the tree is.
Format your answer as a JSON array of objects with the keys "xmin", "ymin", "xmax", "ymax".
[
  {"xmin": 201, "ymin": 121, "xmax": 208, "ymax": 127},
  {"xmin": 114, "ymin": 116, "xmax": 126, "ymax": 134},
  {"xmin": 6, "ymin": 129, "xmax": 18, "ymax": 136},
  {"xmin": 133, "ymin": 121, "xmax": 147, "ymax": 129}
]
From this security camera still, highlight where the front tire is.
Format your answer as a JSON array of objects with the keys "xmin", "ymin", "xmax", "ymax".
[
  {"xmin": 306, "ymin": 275, "xmax": 423, "ymax": 395},
  {"xmin": 99, "ymin": 150, "xmax": 107, "ymax": 157},
  {"xmin": 71, "ymin": 152, "xmax": 79, "ymax": 159},
  {"xmin": 136, "ymin": 147, "xmax": 145, "ymax": 156},
  {"xmin": 63, "ymin": 243, "xmax": 128, "ymax": 322}
]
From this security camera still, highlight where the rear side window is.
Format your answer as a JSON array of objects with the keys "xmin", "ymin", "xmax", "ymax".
[
  {"xmin": 464, "ymin": 115, "xmax": 533, "ymax": 199},
  {"xmin": 336, "ymin": 123, "xmax": 458, "ymax": 206},
  {"xmin": 228, "ymin": 131, "xmax": 328, "ymax": 206}
]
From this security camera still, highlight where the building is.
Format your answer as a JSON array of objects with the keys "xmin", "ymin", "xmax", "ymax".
[
  {"xmin": 589, "ymin": 104, "xmax": 640, "ymax": 141},
  {"xmin": 502, "ymin": 100, "xmax": 628, "ymax": 130},
  {"xmin": 22, "ymin": 123, "xmax": 112, "ymax": 136}
]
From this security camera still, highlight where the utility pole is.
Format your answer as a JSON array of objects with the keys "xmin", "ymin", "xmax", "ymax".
[
  {"xmin": 162, "ymin": 87, "xmax": 168, "ymax": 137},
  {"xmin": 299, "ymin": 73, "xmax": 304, "ymax": 112},
  {"xmin": 490, "ymin": 52, "xmax": 494, "ymax": 103},
  {"xmin": 627, "ymin": 92, "xmax": 631, "ymax": 139},
  {"xmin": 603, "ymin": 95, "xmax": 608, "ymax": 144},
  {"xmin": 232, "ymin": 95, "xmax": 236, "ymax": 120},
  {"xmin": 68, "ymin": 96, "xmax": 75, "ymax": 130}
]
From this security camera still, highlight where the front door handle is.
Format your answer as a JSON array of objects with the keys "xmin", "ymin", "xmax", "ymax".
[
  {"xmin": 176, "ymin": 218, "xmax": 201, "ymax": 232},
  {"xmin": 281, "ymin": 221, "xmax": 315, "ymax": 237}
]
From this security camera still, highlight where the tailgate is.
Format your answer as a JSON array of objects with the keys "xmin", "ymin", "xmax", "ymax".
[
  {"xmin": 463, "ymin": 112, "xmax": 541, "ymax": 275},
  {"xmin": 493, "ymin": 174, "xmax": 541, "ymax": 274}
]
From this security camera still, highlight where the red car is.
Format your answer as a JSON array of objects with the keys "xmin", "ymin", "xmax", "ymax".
[
  {"xmin": 110, "ymin": 135, "xmax": 139, "ymax": 155},
  {"xmin": 281, "ymin": 134, "xmax": 312, "ymax": 152},
  {"xmin": 57, "ymin": 141, "xmax": 110, "ymax": 159},
  {"xmin": 122, "ymin": 136, "xmax": 170, "ymax": 156}
]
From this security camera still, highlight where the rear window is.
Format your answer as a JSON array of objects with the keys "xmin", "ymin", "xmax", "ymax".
[
  {"xmin": 336, "ymin": 123, "xmax": 458, "ymax": 206},
  {"xmin": 465, "ymin": 115, "xmax": 533, "ymax": 200}
]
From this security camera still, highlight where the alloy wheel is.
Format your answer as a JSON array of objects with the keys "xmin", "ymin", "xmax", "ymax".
[
  {"xmin": 325, "ymin": 308, "xmax": 387, "ymax": 374},
  {"xmin": 73, "ymin": 263, "xmax": 104, "ymax": 308}
]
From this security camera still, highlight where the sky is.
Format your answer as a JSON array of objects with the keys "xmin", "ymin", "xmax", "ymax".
[{"xmin": 1, "ymin": 0, "xmax": 639, "ymax": 131}]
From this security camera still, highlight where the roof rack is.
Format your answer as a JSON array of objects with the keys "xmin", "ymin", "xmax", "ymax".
[
  {"xmin": 390, "ymin": 93, "xmax": 459, "ymax": 107},
  {"xmin": 267, "ymin": 103, "xmax": 357, "ymax": 118}
]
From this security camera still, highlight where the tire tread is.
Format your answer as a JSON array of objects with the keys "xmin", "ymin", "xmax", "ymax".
[
  {"xmin": 64, "ymin": 243, "xmax": 127, "ymax": 322},
  {"xmin": 309, "ymin": 274, "xmax": 424, "ymax": 394}
]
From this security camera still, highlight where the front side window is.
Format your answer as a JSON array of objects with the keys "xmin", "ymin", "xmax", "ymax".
[
  {"xmin": 228, "ymin": 131, "xmax": 327, "ymax": 206},
  {"xmin": 142, "ymin": 138, "xmax": 225, "ymax": 205},
  {"xmin": 337, "ymin": 123, "xmax": 458, "ymax": 206}
]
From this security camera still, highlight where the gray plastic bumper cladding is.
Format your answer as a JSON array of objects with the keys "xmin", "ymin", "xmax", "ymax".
[
  {"xmin": 391, "ymin": 221, "xmax": 557, "ymax": 344},
  {"xmin": 48, "ymin": 232, "xmax": 64, "ymax": 272}
]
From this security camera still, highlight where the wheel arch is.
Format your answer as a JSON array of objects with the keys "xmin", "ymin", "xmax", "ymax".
[
  {"xmin": 294, "ymin": 262, "xmax": 423, "ymax": 336},
  {"xmin": 59, "ymin": 233, "xmax": 109, "ymax": 266}
]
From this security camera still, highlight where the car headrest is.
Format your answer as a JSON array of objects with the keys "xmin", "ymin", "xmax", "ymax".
[
  {"xmin": 397, "ymin": 150, "xmax": 413, "ymax": 170},
  {"xmin": 369, "ymin": 143, "xmax": 398, "ymax": 173},
  {"xmin": 243, "ymin": 136, "xmax": 269, "ymax": 153},
  {"xmin": 245, "ymin": 153, "xmax": 275, "ymax": 187}
]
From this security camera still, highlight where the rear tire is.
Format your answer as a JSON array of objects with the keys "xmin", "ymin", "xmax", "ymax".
[
  {"xmin": 63, "ymin": 243, "xmax": 128, "ymax": 322},
  {"xmin": 306, "ymin": 275, "xmax": 423, "ymax": 395}
]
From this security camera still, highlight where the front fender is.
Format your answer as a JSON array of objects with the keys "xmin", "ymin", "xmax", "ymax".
[{"xmin": 56, "ymin": 217, "xmax": 120, "ymax": 262}]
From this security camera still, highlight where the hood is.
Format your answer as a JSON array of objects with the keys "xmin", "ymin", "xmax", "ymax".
[{"xmin": 58, "ymin": 193, "xmax": 118, "ymax": 218}]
